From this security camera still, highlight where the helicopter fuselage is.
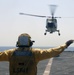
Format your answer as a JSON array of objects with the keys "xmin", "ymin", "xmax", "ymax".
[
  {"xmin": 46, "ymin": 18, "xmax": 57, "ymax": 33},
  {"xmin": 44, "ymin": 18, "xmax": 60, "ymax": 35}
]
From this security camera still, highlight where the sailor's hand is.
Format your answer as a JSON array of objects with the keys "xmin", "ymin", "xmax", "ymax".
[{"xmin": 66, "ymin": 40, "xmax": 74, "ymax": 48}]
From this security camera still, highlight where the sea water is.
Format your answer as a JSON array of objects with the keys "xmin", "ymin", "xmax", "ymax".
[{"xmin": 0, "ymin": 46, "xmax": 74, "ymax": 51}]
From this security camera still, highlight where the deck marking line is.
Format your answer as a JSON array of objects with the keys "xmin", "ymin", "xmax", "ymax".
[{"xmin": 43, "ymin": 58, "xmax": 53, "ymax": 75}]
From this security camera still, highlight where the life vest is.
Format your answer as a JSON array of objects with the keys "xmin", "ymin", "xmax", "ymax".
[{"xmin": 9, "ymin": 48, "xmax": 37, "ymax": 75}]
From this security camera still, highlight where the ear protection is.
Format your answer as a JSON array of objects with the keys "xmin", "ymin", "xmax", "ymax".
[
  {"xmin": 29, "ymin": 40, "xmax": 33, "ymax": 47},
  {"xmin": 16, "ymin": 34, "xmax": 34, "ymax": 47},
  {"xmin": 16, "ymin": 40, "xmax": 33, "ymax": 47}
]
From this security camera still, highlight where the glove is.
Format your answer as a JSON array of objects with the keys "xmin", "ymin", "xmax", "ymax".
[{"xmin": 66, "ymin": 40, "xmax": 74, "ymax": 47}]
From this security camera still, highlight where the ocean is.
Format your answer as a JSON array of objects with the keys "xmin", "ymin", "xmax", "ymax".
[
  {"xmin": 0, "ymin": 46, "xmax": 74, "ymax": 51},
  {"xmin": 0, "ymin": 46, "xmax": 74, "ymax": 75}
]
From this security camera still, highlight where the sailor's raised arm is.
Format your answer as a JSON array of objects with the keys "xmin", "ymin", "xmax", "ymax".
[
  {"xmin": 0, "ymin": 49, "xmax": 15, "ymax": 61},
  {"xmin": 34, "ymin": 40, "xmax": 74, "ymax": 62},
  {"xmin": 0, "ymin": 51, "xmax": 9, "ymax": 61}
]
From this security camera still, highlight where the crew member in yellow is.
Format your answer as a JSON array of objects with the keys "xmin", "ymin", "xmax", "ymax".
[{"xmin": 0, "ymin": 33, "xmax": 74, "ymax": 75}]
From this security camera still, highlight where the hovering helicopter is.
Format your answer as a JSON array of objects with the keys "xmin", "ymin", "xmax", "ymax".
[{"xmin": 19, "ymin": 5, "xmax": 61, "ymax": 36}]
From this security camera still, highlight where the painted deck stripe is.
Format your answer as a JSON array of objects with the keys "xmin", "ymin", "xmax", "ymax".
[{"xmin": 43, "ymin": 58, "xmax": 53, "ymax": 75}]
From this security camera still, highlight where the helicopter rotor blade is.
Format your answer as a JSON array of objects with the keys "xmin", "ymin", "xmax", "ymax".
[
  {"xmin": 55, "ymin": 17, "xmax": 61, "ymax": 18},
  {"xmin": 60, "ymin": 17, "xmax": 74, "ymax": 18},
  {"xmin": 19, "ymin": 13, "xmax": 47, "ymax": 18},
  {"xmin": 55, "ymin": 17, "xmax": 74, "ymax": 18}
]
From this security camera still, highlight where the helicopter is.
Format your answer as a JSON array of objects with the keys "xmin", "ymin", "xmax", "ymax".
[{"xmin": 19, "ymin": 5, "xmax": 61, "ymax": 36}]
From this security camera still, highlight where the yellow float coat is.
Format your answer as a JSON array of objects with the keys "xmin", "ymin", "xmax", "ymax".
[{"xmin": 0, "ymin": 44, "xmax": 67, "ymax": 75}]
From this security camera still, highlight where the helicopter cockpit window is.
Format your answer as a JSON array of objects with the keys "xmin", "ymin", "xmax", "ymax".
[{"xmin": 47, "ymin": 19, "xmax": 52, "ymax": 23}]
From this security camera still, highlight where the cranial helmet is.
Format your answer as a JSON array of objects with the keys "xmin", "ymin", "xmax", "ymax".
[{"xmin": 16, "ymin": 33, "xmax": 34, "ymax": 47}]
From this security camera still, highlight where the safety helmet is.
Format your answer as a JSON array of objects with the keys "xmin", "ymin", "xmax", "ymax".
[{"xmin": 16, "ymin": 33, "xmax": 34, "ymax": 47}]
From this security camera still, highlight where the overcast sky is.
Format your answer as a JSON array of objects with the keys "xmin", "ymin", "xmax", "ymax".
[{"xmin": 0, "ymin": 0, "xmax": 74, "ymax": 47}]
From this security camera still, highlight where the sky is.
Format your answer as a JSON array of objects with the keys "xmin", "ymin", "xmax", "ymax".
[{"xmin": 0, "ymin": 0, "xmax": 74, "ymax": 47}]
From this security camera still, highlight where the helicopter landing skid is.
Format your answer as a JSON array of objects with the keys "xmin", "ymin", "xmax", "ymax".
[
  {"xmin": 44, "ymin": 32, "xmax": 47, "ymax": 35},
  {"xmin": 44, "ymin": 30, "xmax": 60, "ymax": 36},
  {"xmin": 56, "ymin": 30, "xmax": 60, "ymax": 36},
  {"xmin": 44, "ymin": 30, "xmax": 48, "ymax": 35}
]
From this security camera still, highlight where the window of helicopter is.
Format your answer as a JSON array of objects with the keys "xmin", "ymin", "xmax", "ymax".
[{"xmin": 48, "ymin": 20, "xmax": 52, "ymax": 23}]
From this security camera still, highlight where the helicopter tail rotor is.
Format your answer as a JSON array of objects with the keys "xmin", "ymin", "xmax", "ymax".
[{"xmin": 49, "ymin": 5, "xmax": 58, "ymax": 17}]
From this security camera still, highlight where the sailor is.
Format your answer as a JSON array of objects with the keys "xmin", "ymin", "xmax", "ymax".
[{"xmin": 0, "ymin": 33, "xmax": 74, "ymax": 75}]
